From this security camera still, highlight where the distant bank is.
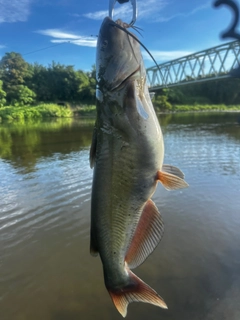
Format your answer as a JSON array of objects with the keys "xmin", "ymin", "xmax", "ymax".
[{"xmin": 0, "ymin": 103, "xmax": 240, "ymax": 122}]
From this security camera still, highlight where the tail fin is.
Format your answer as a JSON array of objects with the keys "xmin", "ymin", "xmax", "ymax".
[{"xmin": 108, "ymin": 270, "xmax": 167, "ymax": 317}]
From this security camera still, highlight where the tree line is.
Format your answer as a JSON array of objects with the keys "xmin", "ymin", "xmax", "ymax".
[
  {"xmin": 153, "ymin": 76, "xmax": 240, "ymax": 110},
  {"xmin": 0, "ymin": 52, "xmax": 96, "ymax": 107},
  {"xmin": 0, "ymin": 51, "xmax": 240, "ymax": 109}
]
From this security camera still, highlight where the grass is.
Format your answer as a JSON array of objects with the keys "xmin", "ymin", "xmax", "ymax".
[
  {"xmin": 72, "ymin": 104, "xmax": 96, "ymax": 117},
  {"xmin": 0, "ymin": 103, "xmax": 98, "ymax": 122},
  {"xmin": 172, "ymin": 104, "xmax": 240, "ymax": 112},
  {"xmin": 0, "ymin": 103, "xmax": 74, "ymax": 121}
]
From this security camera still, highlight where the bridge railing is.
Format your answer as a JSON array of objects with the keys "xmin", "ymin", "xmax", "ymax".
[{"xmin": 146, "ymin": 40, "xmax": 240, "ymax": 91}]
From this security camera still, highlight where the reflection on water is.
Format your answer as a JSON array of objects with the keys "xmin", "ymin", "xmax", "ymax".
[
  {"xmin": 0, "ymin": 113, "xmax": 240, "ymax": 320},
  {"xmin": 0, "ymin": 118, "xmax": 95, "ymax": 172}
]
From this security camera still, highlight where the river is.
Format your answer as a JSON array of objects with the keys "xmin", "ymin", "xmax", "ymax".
[{"xmin": 0, "ymin": 112, "xmax": 240, "ymax": 320}]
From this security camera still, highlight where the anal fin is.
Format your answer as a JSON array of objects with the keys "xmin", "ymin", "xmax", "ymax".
[{"xmin": 125, "ymin": 199, "xmax": 164, "ymax": 269}]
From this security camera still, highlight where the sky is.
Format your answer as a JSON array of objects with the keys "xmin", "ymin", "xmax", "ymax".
[{"xmin": 0, "ymin": 0, "xmax": 239, "ymax": 71}]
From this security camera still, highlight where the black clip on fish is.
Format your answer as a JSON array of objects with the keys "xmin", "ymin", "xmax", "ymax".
[
  {"xmin": 109, "ymin": 0, "xmax": 137, "ymax": 26},
  {"xmin": 214, "ymin": 0, "xmax": 240, "ymax": 77}
]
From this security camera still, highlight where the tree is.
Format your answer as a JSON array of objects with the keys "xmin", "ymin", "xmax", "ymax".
[
  {"xmin": 29, "ymin": 62, "xmax": 96, "ymax": 104},
  {"xmin": 0, "ymin": 80, "xmax": 6, "ymax": 107},
  {"xmin": 9, "ymin": 85, "xmax": 36, "ymax": 106},
  {"xmin": 0, "ymin": 52, "xmax": 30, "ymax": 86},
  {"xmin": 153, "ymin": 89, "xmax": 172, "ymax": 111},
  {"xmin": 0, "ymin": 52, "xmax": 33, "ymax": 105}
]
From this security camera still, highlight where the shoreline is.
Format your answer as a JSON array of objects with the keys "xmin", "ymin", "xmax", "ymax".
[
  {"xmin": 0, "ymin": 103, "xmax": 240, "ymax": 122},
  {"xmin": 157, "ymin": 109, "xmax": 240, "ymax": 114}
]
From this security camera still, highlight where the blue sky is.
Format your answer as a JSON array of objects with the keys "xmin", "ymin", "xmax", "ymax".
[{"xmin": 0, "ymin": 0, "xmax": 239, "ymax": 71}]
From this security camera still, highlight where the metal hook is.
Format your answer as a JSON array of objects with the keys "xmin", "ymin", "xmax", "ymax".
[{"xmin": 109, "ymin": 0, "xmax": 137, "ymax": 26}]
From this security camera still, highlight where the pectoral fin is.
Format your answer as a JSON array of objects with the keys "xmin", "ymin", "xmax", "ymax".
[
  {"xmin": 157, "ymin": 170, "xmax": 189, "ymax": 190},
  {"xmin": 162, "ymin": 164, "xmax": 185, "ymax": 179},
  {"xmin": 125, "ymin": 199, "xmax": 164, "ymax": 269}
]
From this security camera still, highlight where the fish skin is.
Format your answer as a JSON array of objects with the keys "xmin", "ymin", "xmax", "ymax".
[{"xmin": 90, "ymin": 17, "xmax": 188, "ymax": 317}]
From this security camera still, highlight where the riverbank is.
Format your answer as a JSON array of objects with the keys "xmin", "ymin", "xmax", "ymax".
[
  {"xmin": 0, "ymin": 103, "xmax": 240, "ymax": 122},
  {"xmin": 0, "ymin": 104, "xmax": 97, "ymax": 121},
  {"xmin": 172, "ymin": 104, "xmax": 240, "ymax": 112}
]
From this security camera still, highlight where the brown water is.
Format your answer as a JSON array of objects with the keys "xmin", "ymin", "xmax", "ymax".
[{"xmin": 0, "ymin": 113, "xmax": 240, "ymax": 320}]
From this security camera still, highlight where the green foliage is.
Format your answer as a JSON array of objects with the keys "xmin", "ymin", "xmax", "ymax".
[
  {"xmin": 153, "ymin": 89, "xmax": 172, "ymax": 111},
  {"xmin": 0, "ymin": 53, "xmax": 96, "ymax": 108},
  {"xmin": 167, "ymin": 78, "xmax": 240, "ymax": 105},
  {"xmin": 0, "ymin": 52, "xmax": 35, "ymax": 105},
  {"xmin": 0, "ymin": 52, "xmax": 30, "ymax": 87},
  {"xmin": 0, "ymin": 80, "xmax": 6, "ymax": 107},
  {"xmin": 154, "ymin": 95, "xmax": 172, "ymax": 111},
  {"xmin": 73, "ymin": 105, "xmax": 96, "ymax": 117},
  {"xmin": 0, "ymin": 104, "xmax": 73, "ymax": 121},
  {"xmin": 9, "ymin": 85, "xmax": 36, "ymax": 106},
  {"xmin": 173, "ymin": 104, "xmax": 240, "ymax": 112},
  {"xmin": 29, "ymin": 62, "xmax": 96, "ymax": 104},
  {"xmin": 152, "ymin": 77, "xmax": 240, "ymax": 111}
]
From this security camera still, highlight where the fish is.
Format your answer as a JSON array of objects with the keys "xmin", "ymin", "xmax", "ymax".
[{"xmin": 89, "ymin": 17, "xmax": 188, "ymax": 317}]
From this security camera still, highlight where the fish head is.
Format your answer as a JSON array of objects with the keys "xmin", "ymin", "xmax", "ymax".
[
  {"xmin": 96, "ymin": 17, "xmax": 155, "ymax": 122},
  {"xmin": 96, "ymin": 17, "xmax": 160, "ymax": 138},
  {"xmin": 96, "ymin": 17, "xmax": 142, "ymax": 92}
]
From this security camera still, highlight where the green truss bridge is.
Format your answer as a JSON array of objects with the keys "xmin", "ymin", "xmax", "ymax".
[{"xmin": 146, "ymin": 40, "xmax": 240, "ymax": 91}]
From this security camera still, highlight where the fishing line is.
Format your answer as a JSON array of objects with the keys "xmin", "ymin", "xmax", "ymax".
[
  {"xmin": 0, "ymin": 42, "xmax": 68, "ymax": 65},
  {"xmin": 109, "ymin": 21, "xmax": 164, "ymax": 81}
]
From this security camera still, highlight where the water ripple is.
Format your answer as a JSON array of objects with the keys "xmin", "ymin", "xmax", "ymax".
[{"xmin": 0, "ymin": 149, "xmax": 92, "ymax": 248}]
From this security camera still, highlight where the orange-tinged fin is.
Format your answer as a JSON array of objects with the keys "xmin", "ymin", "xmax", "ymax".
[
  {"xmin": 108, "ymin": 270, "xmax": 168, "ymax": 318},
  {"xmin": 125, "ymin": 199, "xmax": 164, "ymax": 269},
  {"xmin": 162, "ymin": 164, "xmax": 185, "ymax": 179},
  {"xmin": 89, "ymin": 125, "xmax": 97, "ymax": 168},
  {"xmin": 157, "ymin": 170, "xmax": 189, "ymax": 191}
]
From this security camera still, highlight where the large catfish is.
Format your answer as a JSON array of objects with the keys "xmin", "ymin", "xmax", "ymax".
[{"xmin": 90, "ymin": 17, "xmax": 188, "ymax": 317}]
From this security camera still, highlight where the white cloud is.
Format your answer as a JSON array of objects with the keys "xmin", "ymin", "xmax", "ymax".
[
  {"xmin": 0, "ymin": 0, "xmax": 32, "ymax": 23},
  {"xmin": 137, "ymin": 0, "xmax": 167, "ymax": 19},
  {"xmin": 156, "ymin": 3, "xmax": 210, "ymax": 22},
  {"xmin": 84, "ymin": 0, "xmax": 166, "ymax": 21},
  {"xmin": 36, "ymin": 29, "xmax": 97, "ymax": 47},
  {"xmin": 37, "ymin": 29, "xmax": 81, "ymax": 40},
  {"xmin": 84, "ymin": 10, "xmax": 108, "ymax": 20},
  {"xmin": 142, "ymin": 50, "xmax": 193, "ymax": 62},
  {"xmin": 84, "ymin": 1, "xmax": 209, "ymax": 24},
  {"xmin": 51, "ymin": 38, "xmax": 97, "ymax": 47},
  {"xmin": 0, "ymin": 45, "xmax": 6, "ymax": 49}
]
